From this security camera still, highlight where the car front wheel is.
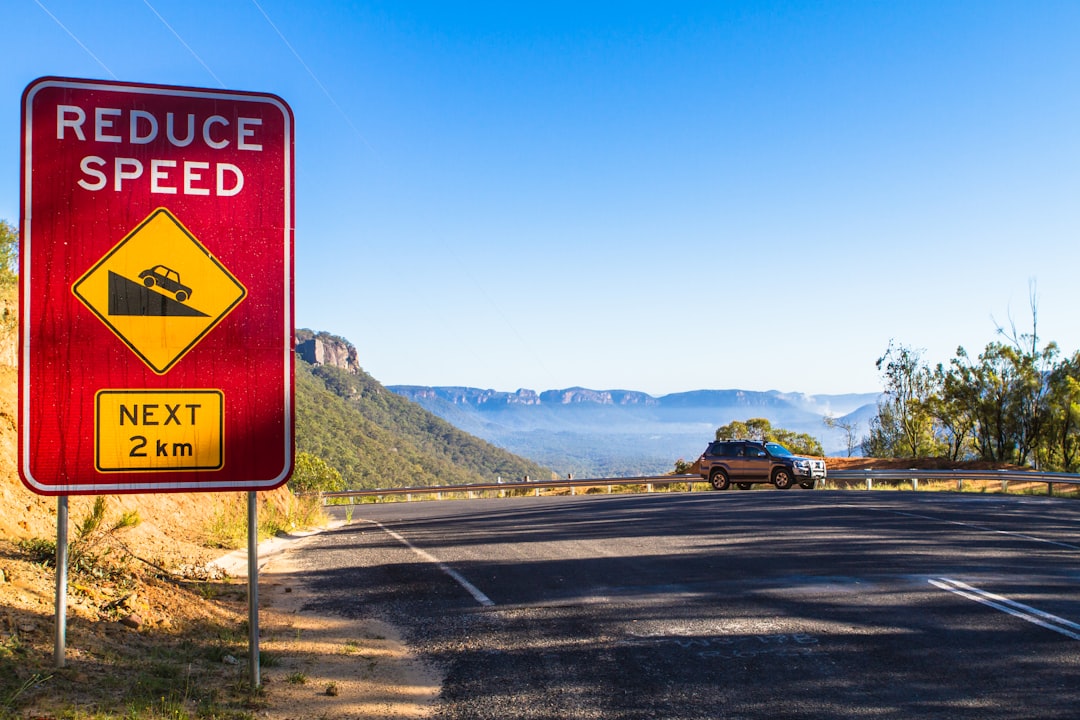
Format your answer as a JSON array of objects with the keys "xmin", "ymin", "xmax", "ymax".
[
  {"xmin": 773, "ymin": 470, "xmax": 793, "ymax": 490},
  {"xmin": 709, "ymin": 469, "xmax": 730, "ymax": 491}
]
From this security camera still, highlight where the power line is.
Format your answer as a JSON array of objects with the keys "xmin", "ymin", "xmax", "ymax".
[
  {"xmin": 142, "ymin": 0, "xmax": 226, "ymax": 88},
  {"xmin": 33, "ymin": 0, "xmax": 117, "ymax": 79},
  {"xmin": 250, "ymin": 0, "xmax": 377, "ymax": 157}
]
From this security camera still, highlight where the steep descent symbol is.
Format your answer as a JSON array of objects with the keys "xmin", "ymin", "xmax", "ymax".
[
  {"xmin": 108, "ymin": 268, "xmax": 208, "ymax": 317},
  {"xmin": 139, "ymin": 265, "xmax": 193, "ymax": 303},
  {"xmin": 72, "ymin": 208, "xmax": 246, "ymax": 374}
]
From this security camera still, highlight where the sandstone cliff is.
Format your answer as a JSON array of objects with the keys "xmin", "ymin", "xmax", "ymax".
[{"xmin": 295, "ymin": 329, "xmax": 361, "ymax": 374}]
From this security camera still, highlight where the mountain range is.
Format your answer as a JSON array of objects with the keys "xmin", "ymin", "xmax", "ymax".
[{"xmin": 389, "ymin": 384, "xmax": 881, "ymax": 477}]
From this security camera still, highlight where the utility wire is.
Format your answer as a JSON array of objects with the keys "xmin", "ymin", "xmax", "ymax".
[
  {"xmin": 142, "ymin": 0, "xmax": 226, "ymax": 88},
  {"xmin": 251, "ymin": 0, "xmax": 377, "ymax": 157},
  {"xmin": 33, "ymin": 0, "xmax": 118, "ymax": 79},
  {"xmin": 249, "ymin": 1, "xmax": 550, "ymax": 387}
]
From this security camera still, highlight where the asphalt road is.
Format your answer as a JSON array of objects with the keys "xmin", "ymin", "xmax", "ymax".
[{"xmin": 288, "ymin": 491, "xmax": 1080, "ymax": 719}]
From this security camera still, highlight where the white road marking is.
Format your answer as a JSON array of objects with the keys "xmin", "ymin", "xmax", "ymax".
[
  {"xmin": 930, "ymin": 577, "xmax": 1080, "ymax": 641},
  {"xmin": 365, "ymin": 520, "xmax": 495, "ymax": 607}
]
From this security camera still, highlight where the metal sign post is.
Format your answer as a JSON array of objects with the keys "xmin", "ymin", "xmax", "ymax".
[
  {"xmin": 247, "ymin": 491, "xmax": 260, "ymax": 689},
  {"xmin": 19, "ymin": 76, "xmax": 294, "ymax": 681},
  {"xmin": 54, "ymin": 496, "xmax": 68, "ymax": 668}
]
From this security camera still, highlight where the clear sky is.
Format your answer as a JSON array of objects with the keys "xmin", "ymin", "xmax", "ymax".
[{"xmin": 4, "ymin": 1, "xmax": 1079, "ymax": 397}]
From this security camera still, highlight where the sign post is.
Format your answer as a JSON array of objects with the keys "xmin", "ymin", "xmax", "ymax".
[
  {"xmin": 20, "ymin": 77, "xmax": 294, "ymax": 682},
  {"xmin": 248, "ymin": 492, "xmax": 260, "ymax": 688},
  {"xmin": 54, "ymin": 496, "xmax": 68, "ymax": 668}
]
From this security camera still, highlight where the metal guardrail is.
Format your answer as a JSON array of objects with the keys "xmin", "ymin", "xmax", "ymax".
[
  {"xmin": 320, "ymin": 474, "xmax": 699, "ymax": 502},
  {"xmin": 320, "ymin": 468, "xmax": 1080, "ymax": 503},
  {"xmin": 829, "ymin": 468, "xmax": 1080, "ymax": 495}
]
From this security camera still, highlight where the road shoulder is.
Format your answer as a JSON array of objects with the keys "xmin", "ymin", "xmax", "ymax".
[{"xmin": 218, "ymin": 523, "xmax": 442, "ymax": 719}]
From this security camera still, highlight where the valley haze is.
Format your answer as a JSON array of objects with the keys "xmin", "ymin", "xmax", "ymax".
[{"xmin": 390, "ymin": 384, "xmax": 880, "ymax": 477}]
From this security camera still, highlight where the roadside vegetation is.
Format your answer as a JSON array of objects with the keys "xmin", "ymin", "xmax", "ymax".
[
  {"xmin": 1, "ymin": 496, "xmax": 266, "ymax": 719},
  {"xmin": 865, "ymin": 287, "xmax": 1080, "ymax": 471}
]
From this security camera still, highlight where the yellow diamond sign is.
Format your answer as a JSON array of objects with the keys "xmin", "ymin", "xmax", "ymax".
[{"xmin": 72, "ymin": 208, "xmax": 247, "ymax": 374}]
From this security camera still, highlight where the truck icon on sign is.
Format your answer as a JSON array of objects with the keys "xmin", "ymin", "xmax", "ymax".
[{"xmin": 139, "ymin": 265, "xmax": 193, "ymax": 302}]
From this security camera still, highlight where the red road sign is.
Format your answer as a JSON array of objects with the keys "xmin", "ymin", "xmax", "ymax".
[{"xmin": 19, "ymin": 77, "xmax": 294, "ymax": 495}]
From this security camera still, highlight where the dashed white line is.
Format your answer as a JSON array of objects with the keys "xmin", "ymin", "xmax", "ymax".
[
  {"xmin": 930, "ymin": 577, "xmax": 1080, "ymax": 641},
  {"xmin": 365, "ymin": 520, "xmax": 495, "ymax": 607}
]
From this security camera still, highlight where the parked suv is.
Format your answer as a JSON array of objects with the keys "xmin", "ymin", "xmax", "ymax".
[{"xmin": 698, "ymin": 440, "xmax": 826, "ymax": 490}]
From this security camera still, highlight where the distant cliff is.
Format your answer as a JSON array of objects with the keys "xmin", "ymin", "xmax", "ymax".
[
  {"xmin": 295, "ymin": 329, "xmax": 361, "ymax": 374},
  {"xmin": 392, "ymin": 385, "xmax": 660, "ymax": 407},
  {"xmin": 391, "ymin": 385, "xmax": 874, "ymax": 416}
]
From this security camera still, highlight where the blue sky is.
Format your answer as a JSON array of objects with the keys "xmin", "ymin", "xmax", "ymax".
[{"xmin": 4, "ymin": 1, "xmax": 1079, "ymax": 396}]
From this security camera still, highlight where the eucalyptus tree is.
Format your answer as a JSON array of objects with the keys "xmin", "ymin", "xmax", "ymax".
[
  {"xmin": 931, "ymin": 350, "xmax": 979, "ymax": 461},
  {"xmin": 0, "ymin": 220, "xmax": 16, "ymax": 286},
  {"xmin": 864, "ymin": 341, "xmax": 939, "ymax": 457},
  {"xmin": 1046, "ymin": 352, "xmax": 1080, "ymax": 471},
  {"xmin": 715, "ymin": 418, "xmax": 824, "ymax": 456}
]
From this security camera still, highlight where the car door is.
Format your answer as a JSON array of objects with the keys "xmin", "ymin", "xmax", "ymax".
[
  {"xmin": 742, "ymin": 443, "xmax": 771, "ymax": 480},
  {"xmin": 708, "ymin": 442, "xmax": 742, "ymax": 478},
  {"xmin": 722, "ymin": 443, "xmax": 751, "ymax": 479}
]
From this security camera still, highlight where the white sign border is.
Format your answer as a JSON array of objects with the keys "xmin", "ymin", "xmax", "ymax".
[{"xmin": 20, "ymin": 77, "xmax": 294, "ymax": 495}]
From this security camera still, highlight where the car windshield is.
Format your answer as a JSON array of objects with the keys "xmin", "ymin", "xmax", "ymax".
[{"xmin": 765, "ymin": 442, "xmax": 793, "ymax": 457}]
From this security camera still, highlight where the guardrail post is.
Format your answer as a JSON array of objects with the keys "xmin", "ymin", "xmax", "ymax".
[
  {"xmin": 647, "ymin": 483, "xmax": 654, "ymax": 493},
  {"xmin": 957, "ymin": 479, "xmax": 963, "ymax": 492},
  {"xmin": 1001, "ymin": 480, "xmax": 1008, "ymax": 494},
  {"xmin": 1048, "ymin": 482, "xmax": 1054, "ymax": 496},
  {"xmin": 912, "ymin": 479, "xmax": 919, "ymax": 492},
  {"xmin": 866, "ymin": 478, "xmax": 873, "ymax": 491}
]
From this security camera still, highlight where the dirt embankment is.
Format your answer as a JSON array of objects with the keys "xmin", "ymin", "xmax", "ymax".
[{"xmin": 0, "ymin": 310, "xmax": 438, "ymax": 718}]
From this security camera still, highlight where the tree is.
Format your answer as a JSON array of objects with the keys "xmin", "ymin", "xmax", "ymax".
[
  {"xmin": 0, "ymin": 220, "xmax": 17, "ymax": 286},
  {"xmin": 716, "ymin": 418, "xmax": 771, "ymax": 443},
  {"xmin": 861, "ymin": 287, "xmax": 1080, "ymax": 470},
  {"xmin": 289, "ymin": 451, "xmax": 346, "ymax": 493},
  {"xmin": 968, "ymin": 342, "xmax": 1027, "ymax": 463},
  {"xmin": 1045, "ymin": 352, "xmax": 1080, "ymax": 472},
  {"xmin": 930, "ymin": 350, "xmax": 979, "ymax": 461},
  {"xmin": 823, "ymin": 415, "xmax": 860, "ymax": 457},
  {"xmin": 993, "ymin": 284, "xmax": 1057, "ymax": 468},
  {"xmin": 864, "ymin": 341, "xmax": 939, "ymax": 458},
  {"xmin": 716, "ymin": 417, "xmax": 824, "ymax": 456}
]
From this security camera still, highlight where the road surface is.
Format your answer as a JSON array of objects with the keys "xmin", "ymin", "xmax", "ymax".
[{"xmin": 287, "ymin": 491, "xmax": 1080, "ymax": 719}]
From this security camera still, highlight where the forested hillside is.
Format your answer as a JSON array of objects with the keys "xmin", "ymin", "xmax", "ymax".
[{"xmin": 295, "ymin": 338, "xmax": 551, "ymax": 489}]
